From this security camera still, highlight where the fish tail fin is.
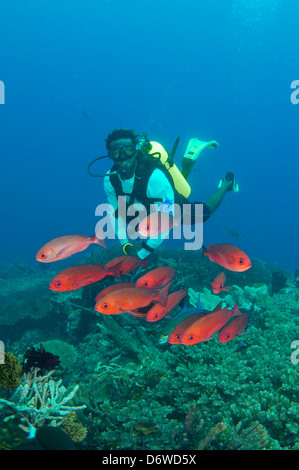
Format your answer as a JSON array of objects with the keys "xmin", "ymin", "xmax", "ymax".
[
  {"xmin": 156, "ymin": 282, "xmax": 171, "ymax": 306},
  {"xmin": 232, "ymin": 303, "xmax": 242, "ymax": 316},
  {"xmin": 91, "ymin": 230, "xmax": 107, "ymax": 249},
  {"xmin": 213, "ymin": 301, "xmax": 224, "ymax": 312},
  {"xmin": 141, "ymin": 258, "xmax": 148, "ymax": 269},
  {"xmin": 108, "ymin": 262, "xmax": 122, "ymax": 280},
  {"xmin": 169, "ymin": 301, "xmax": 189, "ymax": 322}
]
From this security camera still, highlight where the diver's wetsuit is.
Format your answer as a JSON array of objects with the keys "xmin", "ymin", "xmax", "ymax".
[{"xmin": 104, "ymin": 167, "xmax": 210, "ymax": 259}]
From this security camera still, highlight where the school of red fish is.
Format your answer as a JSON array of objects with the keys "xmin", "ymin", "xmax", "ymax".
[{"xmin": 36, "ymin": 233, "xmax": 251, "ymax": 345}]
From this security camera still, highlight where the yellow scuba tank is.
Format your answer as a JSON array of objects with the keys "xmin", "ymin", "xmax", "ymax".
[{"xmin": 148, "ymin": 141, "xmax": 191, "ymax": 198}]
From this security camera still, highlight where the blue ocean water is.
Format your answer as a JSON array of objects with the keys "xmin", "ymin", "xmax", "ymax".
[{"xmin": 0, "ymin": 0, "xmax": 298, "ymax": 270}]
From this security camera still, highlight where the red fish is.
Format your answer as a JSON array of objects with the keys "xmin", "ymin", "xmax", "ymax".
[
  {"xmin": 36, "ymin": 231, "xmax": 106, "ymax": 263},
  {"xmin": 129, "ymin": 305, "xmax": 152, "ymax": 318},
  {"xmin": 211, "ymin": 272, "xmax": 232, "ymax": 294},
  {"xmin": 218, "ymin": 313, "xmax": 249, "ymax": 343},
  {"xmin": 138, "ymin": 211, "xmax": 180, "ymax": 238},
  {"xmin": 49, "ymin": 263, "xmax": 121, "ymax": 292},
  {"xmin": 180, "ymin": 304, "xmax": 242, "ymax": 345},
  {"xmin": 146, "ymin": 288, "xmax": 188, "ymax": 322},
  {"xmin": 95, "ymin": 282, "xmax": 136, "ymax": 303},
  {"xmin": 129, "ymin": 310, "xmax": 148, "ymax": 318},
  {"xmin": 168, "ymin": 313, "xmax": 204, "ymax": 344},
  {"xmin": 166, "ymin": 301, "xmax": 222, "ymax": 344},
  {"xmin": 105, "ymin": 256, "xmax": 148, "ymax": 274},
  {"xmin": 136, "ymin": 266, "xmax": 175, "ymax": 289},
  {"xmin": 95, "ymin": 283, "xmax": 171, "ymax": 315},
  {"xmin": 203, "ymin": 244, "xmax": 251, "ymax": 272}
]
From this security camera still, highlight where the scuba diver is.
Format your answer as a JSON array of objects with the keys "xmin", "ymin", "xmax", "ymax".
[{"xmin": 88, "ymin": 129, "xmax": 238, "ymax": 259}]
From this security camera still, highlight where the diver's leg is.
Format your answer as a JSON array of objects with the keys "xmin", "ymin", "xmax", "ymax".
[
  {"xmin": 206, "ymin": 173, "xmax": 236, "ymax": 214},
  {"xmin": 180, "ymin": 197, "xmax": 211, "ymax": 224},
  {"xmin": 181, "ymin": 159, "xmax": 195, "ymax": 180},
  {"xmin": 180, "ymin": 172, "xmax": 237, "ymax": 222}
]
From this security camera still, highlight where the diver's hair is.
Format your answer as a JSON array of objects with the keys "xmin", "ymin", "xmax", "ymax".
[{"xmin": 105, "ymin": 129, "xmax": 137, "ymax": 150}]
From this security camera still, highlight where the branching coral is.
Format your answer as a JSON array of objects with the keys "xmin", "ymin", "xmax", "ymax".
[{"xmin": 0, "ymin": 367, "xmax": 86, "ymax": 428}]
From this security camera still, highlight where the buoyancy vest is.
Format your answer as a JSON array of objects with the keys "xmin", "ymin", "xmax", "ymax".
[
  {"xmin": 148, "ymin": 141, "xmax": 191, "ymax": 199},
  {"xmin": 109, "ymin": 155, "xmax": 182, "ymax": 219}
]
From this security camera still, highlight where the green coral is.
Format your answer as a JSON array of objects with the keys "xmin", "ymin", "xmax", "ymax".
[
  {"xmin": 188, "ymin": 287, "xmax": 222, "ymax": 311},
  {"xmin": 61, "ymin": 411, "xmax": 87, "ymax": 442},
  {"xmin": 34, "ymin": 340, "xmax": 78, "ymax": 369},
  {"xmin": 189, "ymin": 284, "xmax": 270, "ymax": 312},
  {"xmin": 71, "ymin": 275, "xmax": 299, "ymax": 450},
  {"xmin": 0, "ymin": 352, "xmax": 22, "ymax": 390},
  {"xmin": 2, "ymin": 248, "xmax": 298, "ymax": 450}
]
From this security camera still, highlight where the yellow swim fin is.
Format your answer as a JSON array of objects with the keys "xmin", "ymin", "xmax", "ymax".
[
  {"xmin": 149, "ymin": 141, "xmax": 191, "ymax": 198},
  {"xmin": 181, "ymin": 138, "xmax": 219, "ymax": 179},
  {"xmin": 183, "ymin": 138, "xmax": 219, "ymax": 161}
]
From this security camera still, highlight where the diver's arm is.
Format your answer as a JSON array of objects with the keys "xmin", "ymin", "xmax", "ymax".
[
  {"xmin": 137, "ymin": 169, "xmax": 175, "ymax": 259},
  {"xmin": 104, "ymin": 175, "xmax": 129, "ymax": 246}
]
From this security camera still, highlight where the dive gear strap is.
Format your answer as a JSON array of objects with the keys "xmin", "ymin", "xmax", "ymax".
[
  {"xmin": 141, "ymin": 241, "xmax": 155, "ymax": 253},
  {"xmin": 123, "ymin": 242, "xmax": 134, "ymax": 255}
]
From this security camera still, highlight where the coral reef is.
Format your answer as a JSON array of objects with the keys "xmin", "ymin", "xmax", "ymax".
[
  {"xmin": 61, "ymin": 411, "xmax": 87, "ymax": 442},
  {"xmin": 0, "ymin": 263, "xmax": 54, "ymax": 326},
  {"xmin": 0, "ymin": 352, "xmax": 22, "ymax": 390},
  {"xmin": 35, "ymin": 341, "xmax": 78, "ymax": 370},
  {"xmin": 0, "ymin": 247, "xmax": 298, "ymax": 450},
  {"xmin": 0, "ymin": 367, "xmax": 86, "ymax": 428},
  {"xmin": 188, "ymin": 284, "xmax": 269, "ymax": 312}
]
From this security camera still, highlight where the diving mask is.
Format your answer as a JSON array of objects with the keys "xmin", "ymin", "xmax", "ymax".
[{"xmin": 108, "ymin": 143, "xmax": 136, "ymax": 162}]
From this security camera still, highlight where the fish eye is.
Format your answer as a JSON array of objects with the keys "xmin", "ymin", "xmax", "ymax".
[
  {"xmin": 238, "ymin": 258, "xmax": 244, "ymax": 264},
  {"xmin": 154, "ymin": 314, "xmax": 158, "ymax": 319},
  {"xmin": 146, "ymin": 225, "xmax": 150, "ymax": 230},
  {"xmin": 102, "ymin": 303, "xmax": 109, "ymax": 309},
  {"xmin": 219, "ymin": 284, "xmax": 223, "ymax": 289},
  {"xmin": 189, "ymin": 335, "xmax": 194, "ymax": 341},
  {"xmin": 55, "ymin": 281, "xmax": 63, "ymax": 288},
  {"xmin": 40, "ymin": 252, "xmax": 47, "ymax": 259},
  {"xmin": 144, "ymin": 281, "xmax": 148, "ymax": 286}
]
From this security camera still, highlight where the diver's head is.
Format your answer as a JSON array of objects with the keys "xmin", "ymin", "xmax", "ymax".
[{"xmin": 106, "ymin": 129, "xmax": 138, "ymax": 180}]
